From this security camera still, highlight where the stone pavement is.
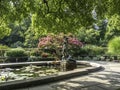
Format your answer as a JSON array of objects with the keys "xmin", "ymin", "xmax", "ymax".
[{"xmin": 17, "ymin": 61, "xmax": 120, "ymax": 90}]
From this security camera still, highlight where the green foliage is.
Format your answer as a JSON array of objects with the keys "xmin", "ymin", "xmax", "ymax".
[
  {"xmin": 0, "ymin": 44, "xmax": 9, "ymax": 49},
  {"xmin": 0, "ymin": 44, "xmax": 9, "ymax": 56},
  {"xmin": 1, "ymin": 0, "xmax": 120, "ymax": 47},
  {"xmin": 108, "ymin": 37, "xmax": 120, "ymax": 55},
  {"xmin": 79, "ymin": 45, "xmax": 105, "ymax": 55},
  {"xmin": 5, "ymin": 48, "xmax": 27, "ymax": 57},
  {"xmin": 1, "ymin": 0, "xmax": 118, "ymax": 34},
  {"xmin": 0, "ymin": 24, "xmax": 11, "ymax": 39},
  {"xmin": 30, "ymin": 49, "xmax": 42, "ymax": 56},
  {"xmin": 1, "ymin": 17, "xmax": 31, "ymax": 47},
  {"xmin": 77, "ymin": 28, "xmax": 100, "ymax": 44},
  {"xmin": 5, "ymin": 48, "xmax": 28, "ymax": 62},
  {"xmin": 24, "ymin": 26, "xmax": 38, "ymax": 48},
  {"xmin": 104, "ymin": 15, "xmax": 120, "ymax": 42},
  {"xmin": 10, "ymin": 41, "xmax": 23, "ymax": 48}
]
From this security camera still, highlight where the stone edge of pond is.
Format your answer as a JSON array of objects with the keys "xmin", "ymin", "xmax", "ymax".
[{"xmin": 0, "ymin": 61, "xmax": 103, "ymax": 90}]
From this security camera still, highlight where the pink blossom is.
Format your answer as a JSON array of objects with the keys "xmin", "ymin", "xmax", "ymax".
[{"xmin": 38, "ymin": 35, "xmax": 83, "ymax": 48}]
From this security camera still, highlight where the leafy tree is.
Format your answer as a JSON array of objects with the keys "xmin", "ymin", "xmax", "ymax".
[
  {"xmin": 77, "ymin": 28, "xmax": 100, "ymax": 45},
  {"xmin": 0, "ymin": 17, "xmax": 31, "ymax": 46},
  {"xmin": 0, "ymin": 0, "xmax": 114, "ymax": 33},
  {"xmin": 1, "ymin": 0, "xmax": 120, "ymax": 46},
  {"xmin": 0, "ymin": 22, "xmax": 11, "ymax": 39}
]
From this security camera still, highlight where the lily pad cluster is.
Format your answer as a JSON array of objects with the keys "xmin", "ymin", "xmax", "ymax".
[{"xmin": 0, "ymin": 65, "xmax": 59, "ymax": 83}]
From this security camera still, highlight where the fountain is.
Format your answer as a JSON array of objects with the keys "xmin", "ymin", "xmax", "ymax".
[{"xmin": 61, "ymin": 36, "xmax": 77, "ymax": 71}]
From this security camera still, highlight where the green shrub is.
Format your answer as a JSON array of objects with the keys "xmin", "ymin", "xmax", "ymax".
[
  {"xmin": 79, "ymin": 45, "xmax": 105, "ymax": 55},
  {"xmin": 69, "ymin": 47, "xmax": 82, "ymax": 56},
  {"xmin": 91, "ymin": 45, "xmax": 105, "ymax": 55},
  {"xmin": 0, "ymin": 44, "xmax": 9, "ymax": 49},
  {"xmin": 108, "ymin": 37, "xmax": 120, "ymax": 55},
  {"xmin": 5, "ymin": 48, "xmax": 28, "ymax": 62},
  {"xmin": 30, "ymin": 49, "xmax": 42, "ymax": 56},
  {"xmin": 79, "ymin": 46, "xmax": 89, "ymax": 55},
  {"xmin": 0, "ymin": 44, "xmax": 9, "ymax": 56},
  {"xmin": 10, "ymin": 41, "xmax": 23, "ymax": 48}
]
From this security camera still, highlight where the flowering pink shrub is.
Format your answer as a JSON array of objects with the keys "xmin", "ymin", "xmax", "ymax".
[
  {"xmin": 68, "ymin": 37, "xmax": 83, "ymax": 47},
  {"xmin": 38, "ymin": 36, "xmax": 52, "ymax": 48},
  {"xmin": 37, "ymin": 34, "xmax": 83, "ymax": 58},
  {"xmin": 38, "ymin": 34, "xmax": 83, "ymax": 49}
]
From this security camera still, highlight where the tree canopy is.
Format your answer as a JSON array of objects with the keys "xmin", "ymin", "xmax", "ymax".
[
  {"xmin": 1, "ymin": 0, "xmax": 120, "ymax": 32},
  {"xmin": 1, "ymin": 0, "xmax": 120, "ymax": 46}
]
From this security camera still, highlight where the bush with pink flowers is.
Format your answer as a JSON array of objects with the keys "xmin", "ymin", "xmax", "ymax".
[
  {"xmin": 38, "ymin": 33, "xmax": 83, "ymax": 49},
  {"xmin": 37, "ymin": 33, "xmax": 83, "ymax": 59},
  {"xmin": 38, "ymin": 36, "xmax": 53, "ymax": 48}
]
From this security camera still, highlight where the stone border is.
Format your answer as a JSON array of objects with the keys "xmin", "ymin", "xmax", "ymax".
[
  {"xmin": 0, "ymin": 61, "xmax": 103, "ymax": 90},
  {"xmin": 0, "ymin": 61, "xmax": 60, "ymax": 68}
]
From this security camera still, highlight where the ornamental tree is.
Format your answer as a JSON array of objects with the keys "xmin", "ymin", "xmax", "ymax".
[
  {"xmin": 1, "ymin": 0, "xmax": 120, "ymax": 34},
  {"xmin": 38, "ymin": 33, "xmax": 83, "ymax": 49},
  {"xmin": 38, "ymin": 33, "xmax": 83, "ymax": 58}
]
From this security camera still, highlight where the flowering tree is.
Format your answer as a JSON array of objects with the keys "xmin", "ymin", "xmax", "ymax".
[
  {"xmin": 38, "ymin": 33, "xmax": 83, "ymax": 58},
  {"xmin": 38, "ymin": 33, "xmax": 83, "ymax": 49},
  {"xmin": 38, "ymin": 36, "xmax": 52, "ymax": 48},
  {"xmin": 68, "ymin": 37, "xmax": 83, "ymax": 47}
]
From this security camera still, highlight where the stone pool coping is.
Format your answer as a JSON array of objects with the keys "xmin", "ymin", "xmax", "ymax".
[
  {"xmin": 0, "ymin": 61, "xmax": 60, "ymax": 68},
  {"xmin": 0, "ymin": 61, "xmax": 103, "ymax": 90}
]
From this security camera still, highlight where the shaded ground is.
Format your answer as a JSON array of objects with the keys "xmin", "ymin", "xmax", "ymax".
[{"xmin": 17, "ymin": 61, "xmax": 120, "ymax": 90}]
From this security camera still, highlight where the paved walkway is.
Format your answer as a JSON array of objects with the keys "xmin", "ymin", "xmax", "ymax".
[{"xmin": 18, "ymin": 61, "xmax": 120, "ymax": 90}]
